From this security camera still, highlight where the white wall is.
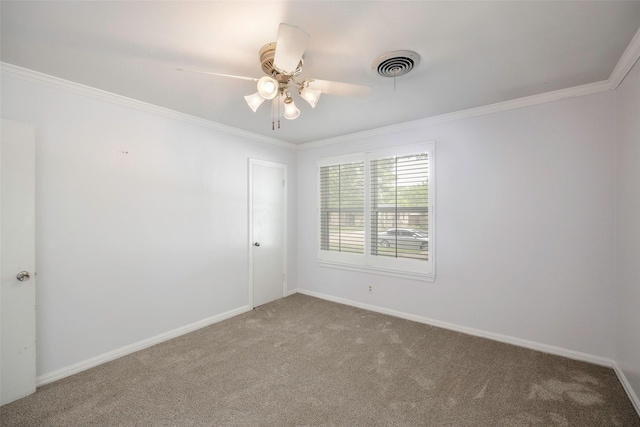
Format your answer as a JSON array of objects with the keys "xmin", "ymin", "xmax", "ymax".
[
  {"xmin": 297, "ymin": 91, "xmax": 617, "ymax": 359},
  {"xmin": 2, "ymin": 60, "xmax": 636, "ymax": 395},
  {"xmin": 615, "ymin": 58, "xmax": 640, "ymax": 402},
  {"xmin": 0, "ymin": 74, "xmax": 297, "ymax": 377}
]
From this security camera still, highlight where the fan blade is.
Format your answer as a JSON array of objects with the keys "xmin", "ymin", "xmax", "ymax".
[
  {"xmin": 273, "ymin": 23, "xmax": 310, "ymax": 75},
  {"xmin": 176, "ymin": 68, "xmax": 258, "ymax": 82},
  {"xmin": 307, "ymin": 79, "xmax": 372, "ymax": 98}
]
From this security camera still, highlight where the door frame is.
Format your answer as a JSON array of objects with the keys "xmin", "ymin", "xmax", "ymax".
[{"xmin": 248, "ymin": 159, "xmax": 287, "ymax": 309}]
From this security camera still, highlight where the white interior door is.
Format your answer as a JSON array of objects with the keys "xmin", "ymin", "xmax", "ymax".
[
  {"xmin": 1, "ymin": 119, "xmax": 36, "ymax": 405},
  {"xmin": 250, "ymin": 160, "xmax": 286, "ymax": 307}
]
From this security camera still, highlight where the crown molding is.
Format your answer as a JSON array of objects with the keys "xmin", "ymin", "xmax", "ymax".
[
  {"xmin": 299, "ymin": 25, "xmax": 640, "ymax": 151},
  {"xmin": 4, "ymin": 20, "xmax": 639, "ymax": 154},
  {"xmin": 609, "ymin": 26, "xmax": 640, "ymax": 90},
  {"xmin": 298, "ymin": 80, "xmax": 611, "ymax": 150},
  {"xmin": 0, "ymin": 62, "xmax": 296, "ymax": 150}
]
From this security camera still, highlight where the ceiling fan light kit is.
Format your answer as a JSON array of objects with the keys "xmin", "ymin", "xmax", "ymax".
[
  {"xmin": 243, "ymin": 92, "xmax": 266, "ymax": 113},
  {"xmin": 256, "ymin": 76, "xmax": 279, "ymax": 100},
  {"xmin": 178, "ymin": 23, "xmax": 372, "ymax": 130},
  {"xmin": 283, "ymin": 94, "xmax": 301, "ymax": 120},
  {"xmin": 298, "ymin": 82, "xmax": 321, "ymax": 108},
  {"xmin": 244, "ymin": 25, "xmax": 322, "ymax": 127}
]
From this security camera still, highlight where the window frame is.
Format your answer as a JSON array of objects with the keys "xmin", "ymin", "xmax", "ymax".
[{"xmin": 317, "ymin": 142, "xmax": 435, "ymax": 282}]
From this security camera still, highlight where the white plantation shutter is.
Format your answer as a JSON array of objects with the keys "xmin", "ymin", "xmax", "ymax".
[
  {"xmin": 370, "ymin": 153, "xmax": 429, "ymax": 261},
  {"xmin": 317, "ymin": 143, "xmax": 434, "ymax": 280},
  {"xmin": 319, "ymin": 161, "xmax": 365, "ymax": 254}
]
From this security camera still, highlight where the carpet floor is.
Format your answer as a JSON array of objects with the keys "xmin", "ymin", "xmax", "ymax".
[{"xmin": 1, "ymin": 293, "xmax": 638, "ymax": 426}]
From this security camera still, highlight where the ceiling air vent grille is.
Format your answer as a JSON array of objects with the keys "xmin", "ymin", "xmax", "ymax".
[{"xmin": 371, "ymin": 50, "xmax": 420, "ymax": 77}]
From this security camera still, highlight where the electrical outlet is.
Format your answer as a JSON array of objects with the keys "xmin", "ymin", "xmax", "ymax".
[{"xmin": 368, "ymin": 285, "xmax": 373, "ymax": 293}]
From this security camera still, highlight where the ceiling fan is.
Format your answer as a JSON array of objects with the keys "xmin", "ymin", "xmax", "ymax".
[{"xmin": 177, "ymin": 23, "xmax": 372, "ymax": 129}]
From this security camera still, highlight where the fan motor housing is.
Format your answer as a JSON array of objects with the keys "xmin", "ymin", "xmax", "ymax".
[{"xmin": 259, "ymin": 42, "xmax": 303, "ymax": 77}]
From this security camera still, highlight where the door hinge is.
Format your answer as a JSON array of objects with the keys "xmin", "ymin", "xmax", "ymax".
[{"xmin": 282, "ymin": 179, "xmax": 285, "ymax": 187}]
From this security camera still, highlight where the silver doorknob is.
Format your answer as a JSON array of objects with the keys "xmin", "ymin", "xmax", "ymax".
[
  {"xmin": 16, "ymin": 271, "xmax": 30, "ymax": 282},
  {"xmin": 254, "ymin": 242, "xmax": 260, "ymax": 247}
]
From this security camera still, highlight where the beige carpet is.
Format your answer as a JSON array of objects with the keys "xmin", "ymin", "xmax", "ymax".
[{"xmin": 1, "ymin": 294, "xmax": 638, "ymax": 426}]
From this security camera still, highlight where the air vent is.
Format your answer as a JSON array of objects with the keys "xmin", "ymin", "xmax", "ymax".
[{"xmin": 371, "ymin": 50, "xmax": 420, "ymax": 77}]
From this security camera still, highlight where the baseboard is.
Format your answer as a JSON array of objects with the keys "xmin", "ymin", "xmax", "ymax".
[
  {"xmin": 36, "ymin": 305, "xmax": 252, "ymax": 387},
  {"xmin": 612, "ymin": 362, "xmax": 640, "ymax": 416},
  {"xmin": 295, "ymin": 289, "xmax": 614, "ymax": 368},
  {"xmin": 285, "ymin": 288, "xmax": 298, "ymax": 297}
]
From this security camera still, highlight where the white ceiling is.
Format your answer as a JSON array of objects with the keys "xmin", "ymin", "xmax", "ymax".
[{"xmin": 2, "ymin": 1, "xmax": 640, "ymax": 145}]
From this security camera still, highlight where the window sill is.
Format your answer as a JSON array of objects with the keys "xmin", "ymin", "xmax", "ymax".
[{"xmin": 317, "ymin": 259, "xmax": 435, "ymax": 282}]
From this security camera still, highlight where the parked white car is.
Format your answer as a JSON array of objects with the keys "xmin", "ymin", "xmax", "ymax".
[{"xmin": 377, "ymin": 228, "xmax": 428, "ymax": 250}]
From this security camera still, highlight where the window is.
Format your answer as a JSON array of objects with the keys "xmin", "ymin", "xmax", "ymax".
[
  {"xmin": 319, "ymin": 160, "xmax": 365, "ymax": 254},
  {"xmin": 318, "ymin": 143, "xmax": 435, "ymax": 280}
]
